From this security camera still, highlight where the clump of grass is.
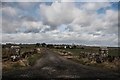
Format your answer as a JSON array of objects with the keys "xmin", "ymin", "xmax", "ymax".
[
  {"xmin": 27, "ymin": 53, "xmax": 42, "ymax": 66},
  {"xmin": 12, "ymin": 62, "xmax": 23, "ymax": 68},
  {"xmin": 12, "ymin": 63, "xmax": 20, "ymax": 67}
]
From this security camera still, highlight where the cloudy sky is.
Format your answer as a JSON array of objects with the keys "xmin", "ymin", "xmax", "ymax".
[{"xmin": 1, "ymin": 1, "xmax": 119, "ymax": 47}]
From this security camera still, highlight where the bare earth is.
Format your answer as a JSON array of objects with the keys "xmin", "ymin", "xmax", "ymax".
[{"xmin": 2, "ymin": 49, "xmax": 120, "ymax": 79}]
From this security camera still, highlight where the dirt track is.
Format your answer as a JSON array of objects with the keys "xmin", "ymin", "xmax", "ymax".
[{"xmin": 2, "ymin": 49, "xmax": 120, "ymax": 79}]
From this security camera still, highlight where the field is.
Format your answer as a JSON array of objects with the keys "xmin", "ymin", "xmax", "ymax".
[
  {"xmin": 58, "ymin": 47, "xmax": 120, "ymax": 57},
  {"xmin": 2, "ymin": 44, "xmax": 44, "ymax": 72},
  {"xmin": 2, "ymin": 44, "xmax": 120, "ymax": 79},
  {"xmin": 54, "ymin": 46, "xmax": 120, "ymax": 71},
  {"xmin": 2, "ymin": 43, "xmax": 120, "ymax": 72}
]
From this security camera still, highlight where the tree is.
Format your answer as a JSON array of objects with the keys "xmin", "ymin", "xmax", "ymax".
[
  {"xmin": 36, "ymin": 43, "xmax": 40, "ymax": 47},
  {"xmin": 41, "ymin": 43, "xmax": 46, "ymax": 47}
]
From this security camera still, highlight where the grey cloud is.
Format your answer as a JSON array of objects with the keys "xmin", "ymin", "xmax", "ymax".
[
  {"xmin": 39, "ymin": 2, "xmax": 75, "ymax": 29},
  {"xmin": 2, "ymin": 2, "xmax": 118, "ymax": 47},
  {"xmin": 24, "ymin": 29, "xmax": 40, "ymax": 33},
  {"xmin": 2, "ymin": 18, "xmax": 21, "ymax": 33},
  {"xmin": 20, "ymin": 15, "xmax": 38, "ymax": 21}
]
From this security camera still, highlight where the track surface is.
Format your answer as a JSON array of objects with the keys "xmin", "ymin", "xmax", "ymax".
[{"xmin": 2, "ymin": 49, "xmax": 120, "ymax": 79}]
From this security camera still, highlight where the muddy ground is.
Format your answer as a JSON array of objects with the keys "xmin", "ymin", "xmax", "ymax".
[{"xmin": 2, "ymin": 49, "xmax": 120, "ymax": 79}]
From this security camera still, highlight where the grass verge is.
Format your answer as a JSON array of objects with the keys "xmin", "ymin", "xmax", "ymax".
[{"xmin": 27, "ymin": 53, "xmax": 43, "ymax": 66}]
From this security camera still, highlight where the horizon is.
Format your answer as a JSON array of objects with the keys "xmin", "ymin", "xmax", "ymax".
[{"xmin": 1, "ymin": 42, "xmax": 119, "ymax": 48}]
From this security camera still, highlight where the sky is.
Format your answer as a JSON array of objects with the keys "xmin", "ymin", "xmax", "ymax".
[{"xmin": 1, "ymin": 0, "xmax": 119, "ymax": 47}]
